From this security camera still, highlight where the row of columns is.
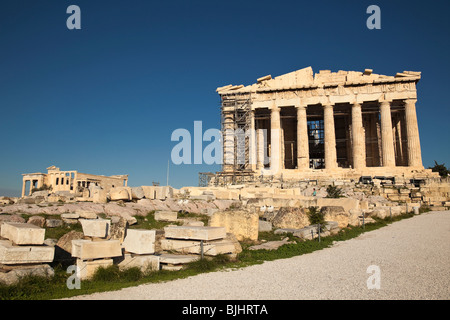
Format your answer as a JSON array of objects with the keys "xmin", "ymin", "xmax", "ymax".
[{"xmin": 253, "ymin": 98, "xmax": 422, "ymax": 172}]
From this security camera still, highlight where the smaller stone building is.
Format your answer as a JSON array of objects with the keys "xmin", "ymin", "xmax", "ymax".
[{"xmin": 21, "ymin": 165, "xmax": 128, "ymax": 197}]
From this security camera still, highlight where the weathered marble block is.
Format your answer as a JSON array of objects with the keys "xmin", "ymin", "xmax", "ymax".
[
  {"xmin": 154, "ymin": 211, "xmax": 178, "ymax": 222},
  {"xmin": 0, "ymin": 222, "xmax": 45, "ymax": 245},
  {"xmin": 80, "ymin": 218, "xmax": 111, "ymax": 238},
  {"xmin": 160, "ymin": 238, "xmax": 236, "ymax": 256},
  {"xmin": 0, "ymin": 240, "xmax": 54, "ymax": 265},
  {"xmin": 122, "ymin": 229, "xmax": 155, "ymax": 254},
  {"xmin": 158, "ymin": 253, "xmax": 199, "ymax": 265},
  {"xmin": 76, "ymin": 258, "xmax": 113, "ymax": 280},
  {"xmin": 71, "ymin": 239, "xmax": 122, "ymax": 260},
  {"xmin": 164, "ymin": 226, "xmax": 226, "ymax": 241},
  {"xmin": 116, "ymin": 253, "xmax": 160, "ymax": 272}
]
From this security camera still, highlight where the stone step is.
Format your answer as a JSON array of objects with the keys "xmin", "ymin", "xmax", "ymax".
[{"xmin": 164, "ymin": 226, "xmax": 226, "ymax": 241}]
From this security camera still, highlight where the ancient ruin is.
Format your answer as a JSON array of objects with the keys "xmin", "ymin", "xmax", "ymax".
[
  {"xmin": 215, "ymin": 67, "xmax": 436, "ymax": 184},
  {"xmin": 21, "ymin": 165, "xmax": 128, "ymax": 198},
  {"xmin": 1, "ymin": 67, "xmax": 449, "ymax": 288}
]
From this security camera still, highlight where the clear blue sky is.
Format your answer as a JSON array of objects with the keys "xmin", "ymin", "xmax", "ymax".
[{"xmin": 1, "ymin": 0, "xmax": 449, "ymax": 196}]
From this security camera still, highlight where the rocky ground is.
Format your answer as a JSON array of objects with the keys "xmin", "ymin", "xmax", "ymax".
[{"xmin": 67, "ymin": 210, "xmax": 450, "ymax": 300}]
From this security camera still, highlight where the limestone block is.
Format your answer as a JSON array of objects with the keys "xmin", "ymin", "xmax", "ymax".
[
  {"xmin": 80, "ymin": 219, "xmax": 111, "ymax": 238},
  {"xmin": 27, "ymin": 216, "xmax": 46, "ymax": 228},
  {"xmin": 131, "ymin": 187, "xmax": 145, "ymax": 199},
  {"xmin": 320, "ymin": 206, "xmax": 349, "ymax": 228},
  {"xmin": 154, "ymin": 211, "xmax": 178, "ymax": 222},
  {"xmin": 61, "ymin": 213, "xmax": 79, "ymax": 219},
  {"xmin": 76, "ymin": 210, "xmax": 98, "ymax": 219},
  {"xmin": 324, "ymin": 221, "xmax": 339, "ymax": 231},
  {"xmin": 348, "ymin": 209, "xmax": 362, "ymax": 226},
  {"xmin": 141, "ymin": 186, "xmax": 156, "ymax": 199},
  {"xmin": 54, "ymin": 231, "xmax": 84, "ymax": 261},
  {"xmin": 92, "ymin": 188, "xmax": 107, "ymax": 204},
  {"xmin": 164, "ymin": 226, "xmax": 226, "ymax": 241},
  {"xmin": 159, "ymin": 253, "xmax": 199, "ymax": 265},
  {"xmin": 0, "ymin": 264, "xmax": 54, "ymax": 285},
  {"xmin": 248, "ymin": 238, "xmax": 294, "ymax": 250},
  {"xmin": 316, "ymin": 198, "xmax": 360, "ymax": 213},
  {"xmin": 0, "ymin": 240, "xmax": 55, "ymax": 265},
  {"xmin": 122, "ymin": 229, "xmax": 156, "ymax": 254},
  {"xmin": 71, "ymin": 239, "xmax": 122, "ymax": 260},
  {"xmin": 209, "ymin": 210, "xmax": 259, "ymax": 241},
  {"xmin": 0, "ymin": 222, "xmax": 45, "ymax": 245},
  {"xmin": 274, "ymin": 228, "xmax": 299, "ymax": 235},
  {"xmin": 180, "ymin": 219, "xmax": 204, "ymax": 227},
  {"xmin": 258, "ymin": 220, "xmax": 273, "ymax": 232},
  {"xmin": 293, "ymin": 226, "xmax": 317, "ymax": 240},
  {"xmin": 160, "ymin": 238, "xmax": 237, "ymax": 256},
  {"xmin": 46, "ymin": 219, "xmax": 63, "ymax": 228},
  {"xmin": 76, "ymin": 258, "xmax": 113, "ymax": 280},
  {"xmin": 108, "ymin": 216, "xmax": 128, "ymax": 243},
  {"xmin": 109, "ymin": 187, "xmax": 131, "ymax": 201},
  {"xmin": 271, "ymin": 207, "xmax": 309, "ymax": 230},
  {"xmin": 116, "ymin": 253, "xmax": 160, "ymax": 272}
]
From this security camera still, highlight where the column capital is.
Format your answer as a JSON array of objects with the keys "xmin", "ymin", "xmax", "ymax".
[
  {"xmin": 379, "ymin": 99, "xmax": 392, "ymax": 107},
  {"xmin": 404, "ymin": 98, "xmax": 417, "ymax": 105},
  {"xmin": 352, "ymin": 102, "xmax": 362, "ymax": 108},
  {"xmin": 270, "ymin": 105, "xmax": 281, "ymax": 112},
  {"xmin": 296, "ymin": 103, "xmax": 307, "ymax": 111}
]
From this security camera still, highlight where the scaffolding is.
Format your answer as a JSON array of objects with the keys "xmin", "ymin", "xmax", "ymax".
[{"xmin": 214, "ymin": 92, "xmax": 255, "ymax": 185}]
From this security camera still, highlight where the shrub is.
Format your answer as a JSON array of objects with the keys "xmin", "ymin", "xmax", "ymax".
[
  {"xmin": 429, "ymin": 161, "xmax": 449, "ymax": 178},
  {"xmin": 326, "ymin": 185, "xmax": 344, "ymax": 198},
  {"xmin": 307, "ymin": 206, "xmax": 325, "ymax": 225}
]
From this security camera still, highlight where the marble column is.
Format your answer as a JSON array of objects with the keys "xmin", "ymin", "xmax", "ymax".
[
  {"xmin": 323, "ymin": 103, "xmax": 337, "ymax": 169},
  {"xmin": 351, "ymin": 102, "xmax": 365, "ymax": 169},
  {"xmin": 404, "ymin": 99, "xmax": 423, "ymax": 167},
  {"xmin": 380, "ymin": 100, "xmax": 396, "ymax": 167},
  {"xmin": 21, "ymin": 179, "xmax": 26, "ymax": 198},
  {"xmin": 248, "ymin": 110, "xmax": 257, "ymax": 171},
  {"xmin": 270, "ymin": 106, "xmax": 282, "ymax": 173},
  {"xmin": 256, "ymin": 128, "xmax": 266, "ymax": 172},
  {"xmin": 296, "ymin": 104, "xmax": 309, "ymax": 169},
  {"xmin": 222, "ymin": 111, "xmax": 235, "ymax": 172}
]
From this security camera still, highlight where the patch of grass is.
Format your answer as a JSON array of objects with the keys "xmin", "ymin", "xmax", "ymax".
[
  {"xmin": 187, "ymin": 254, "xmax": 231, "ymax": 273},
  {"xmin": 130, "ymin": 211, "xmax": 181, "ymax": 230}
]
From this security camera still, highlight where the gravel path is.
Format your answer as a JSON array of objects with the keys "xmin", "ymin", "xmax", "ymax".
[{"xmin": 68, "ymin": 210, "xmax": 450, "ymax": 300}]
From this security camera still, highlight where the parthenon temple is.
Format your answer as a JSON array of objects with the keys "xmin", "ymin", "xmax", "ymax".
[{"xmin": 215, "ymin": 66, "xmax": 435, "ymax": 183}]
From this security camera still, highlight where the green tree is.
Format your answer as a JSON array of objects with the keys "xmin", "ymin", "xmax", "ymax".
[
  {"xmin": 307, "ymin": 206, "xmax": 326, "ymax": 225},
  {"xmin": 429, "ymin": 161, "xmax": 449, "ymax": 178}
]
